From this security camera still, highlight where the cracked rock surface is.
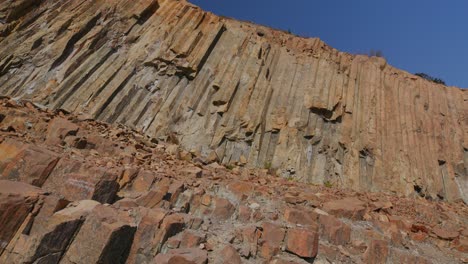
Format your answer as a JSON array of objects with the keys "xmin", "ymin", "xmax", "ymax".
[
  {"xmin": 0, "ymin": 0, "xmax": 466, "ymax": 202},
  {"xmin": 0, "ymin": 98, "xmax": 467, "ymax": 263}
]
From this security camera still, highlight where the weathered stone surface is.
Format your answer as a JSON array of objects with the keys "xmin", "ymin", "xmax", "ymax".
[
  {"xmin": 0, "ymin": 199, "xmax": 95, "ymax": 264},
  {"xmin": 212, "ymin": 197, "xmax": 235, "ymax": 221},
  {"xmin": 0, "ymin": 0, "xmax": 465, "ymax": 203},
  {"xmin": 260, "ymin": 222, "xmax": 285, "ymax": 259},
  {"xmin": 285, "ymin": 228, "xmax": 319, "ymax": 259},
  {"xmin": 216, "ymin": 245, "xmax": 242, "ymax": 264},
  {"xmin": 322, "ymin": 197, "xmax": 366, "ymax": 220},
  {"xmin": 60, "ymin": 204, "xmax": 136, "ymax": 264},
  {"xmin": 42, "ymin": 158, "xmax": 120, "ymax": 203},
  {"xmin": 0, "ymin": 99, "xmax": 465, "ymax": 264},
  {"xmin": 0, "ymin": 1, "xmax": 467, "ymax": 263},
  {"xmin": 126, "ymin": 208, "xmax": 168, "ymax": 264},
  {"xmin": 318, "ymin": 214, "xmax": 351, "ymax": 245},
  {"xmin": 0, "ymin": 180, "xmax": 43, "ymax": 254},
  {"xmin": 432, "ymin": 226, "xmax": 459, "ymax": 240},
  {"xmin": 0, "ymin": 139, "xmax": 59, "ymax": 186},
  {"xmin": 283, "ymin": 207, "xmax": 319, "ymax": 227},
  {"xmin": 45, "ymin": 117, "xmax": 79, "ymax": 145},
  {"xmin": 363, "ymin": 240, "xmax": 389, "ymax": 264}
]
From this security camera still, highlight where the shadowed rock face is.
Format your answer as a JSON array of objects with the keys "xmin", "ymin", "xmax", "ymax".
[{"xmin": 0, "ymin": 0, "xmax": 466, "ymax": 201}]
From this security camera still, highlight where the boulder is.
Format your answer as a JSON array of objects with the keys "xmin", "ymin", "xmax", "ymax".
[
  {"xmin": 322, "ymin": 197, "xmax": 366, "ymax": 220},
  {"xmin": 363, "ymin": 240, "xmax": 389, "ymax": 264},
  {"xmin": 285, "ymin": 228, "xmax": 319, "ymax": 259},
  {"xmin": 60, "ymin": 205, "xmax": 136, "ymax": 264},
  {"xmin": 153, "ymin": 248, "xmax": 208, "ymax": 264},
  {"xmin": 0, "ymin": 180, "xmax": 44, "ymax": 254},
  {"xmin": 45, "ymin": 117, "xmax": 79, "ymax": 145},
  {"xmin": 318, "ymin": 214, "xmax": 351, "ymax": 245}
]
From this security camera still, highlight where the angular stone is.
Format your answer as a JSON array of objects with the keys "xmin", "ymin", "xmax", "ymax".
[
  {"xmin": 0, "ymin": 199, "xmax": 95, "ymax": 264},
  {"xmin": 285, "ymin": 228, "xmax": 319, "ymax": 259},
  {"xmin": 214, "ymin": 245, "xmax": 242, "ymax": 264},
  {"xmin": 42, "ymin": 158, "xmax": 121, "ymax": 203},
  {"xmin": 212, "ymin": 197, "xmax": 235, "ymax": 221},
  {"xmin": 432, "ymin": 226, "xmax": 459, "ymax": 240},
  {"xmin": 284, "ymin": 207, "xmax": 319, "ymax": 227},
  {"xmin": 126, "ymin": 208, "xmax": 168, "ymax": 264},
  {"xmin": 318, "ymin": 214, "xmax": 351, "ymax": 245},
  {"xmin": 0, "ymin": 181, "xmax": 44, "ymax": 252},
  {"xmin": 227, "ymin": 181, "xmax": 253, "ymax": 201},
  {"xmin": 363, "ymin": 240, "xmax": 389, "ymax": 264},
  {"xmin": 179, "ymin": 230, "xmax": 206, "ymax": 248},
  {"xmin": 0, "ymin": 140, "xmax": 59, "ymax": 186},
  {"xmin": 60, "ymin": 205, "xmax": 136, "ymax": 264},
  {"xmin": 45, "ymin": 117, "xmax": 79, "ymax": 145},
  {"xmin": 322, "ymin": 197, "xmax": 366, "ymax": 220},
  {"xmin": 260, "ymin": 222, "xmax": 285, "ymax": 259}
]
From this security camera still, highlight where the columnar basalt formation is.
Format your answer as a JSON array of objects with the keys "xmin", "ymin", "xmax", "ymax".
[
  {"xmin": 0, "ymin": 98, "xmax": 467, "ymax": 263},
  {"xmin": 0, "ymin": 0, "xmax": 466, "ymax": 202}
]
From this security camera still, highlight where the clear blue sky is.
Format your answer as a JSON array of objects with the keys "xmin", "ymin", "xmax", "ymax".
[{"xmin": 189, "ymin": 0, "xmax": 468, "ymax": 88}]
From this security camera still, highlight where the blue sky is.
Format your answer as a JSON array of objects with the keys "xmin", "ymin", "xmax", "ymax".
[{"xmin": 189, "ymin": 0, "xmax": 468, "ymax": 88}]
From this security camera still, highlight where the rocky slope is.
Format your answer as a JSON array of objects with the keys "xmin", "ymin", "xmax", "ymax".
[
  {"xmin": 0, "ymin": 98, "xmax": 467, "ymax": 263},
  {"xmin": 0, "ymin": 0, "xmax": 467, "ymax": 201}
]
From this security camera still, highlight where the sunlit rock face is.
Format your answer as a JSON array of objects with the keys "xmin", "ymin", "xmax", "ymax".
[{"xmin": 0, "ymin": 0, "xmax": 466, "ymax": 201}]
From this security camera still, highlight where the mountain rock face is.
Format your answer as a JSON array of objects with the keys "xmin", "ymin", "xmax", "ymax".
[
  {"xmin": 0, "ymin": 0, "xmax": 466, "ymax": 203},
  {"xmin": 0, "ymin": 98, "xmax": 467, "ymax": 263}
]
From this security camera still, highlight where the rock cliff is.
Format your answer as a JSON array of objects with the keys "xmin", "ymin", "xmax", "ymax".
[
  {"xmin": 0, "ymin": 98, "xmax": 467, "ymax": 263},
  {"xmin": 0, "ymin": 0, "xmax": 466, "ymax": 202}
]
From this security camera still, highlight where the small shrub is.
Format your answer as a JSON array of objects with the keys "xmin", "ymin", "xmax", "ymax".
[
  {"xmin": 324, "ymin": 181, "xmax": 333, "ymax": 188},
  {"xmin": 225, "ymin": 164, "xmax": 235, "ymax": 170},
  {"xmin": 415, "ymin": 73, "xmax": 446, "ymax": 85},
  {"xmin": 264, "ymin": 161, "xmax": 272, "ymax": 170}
]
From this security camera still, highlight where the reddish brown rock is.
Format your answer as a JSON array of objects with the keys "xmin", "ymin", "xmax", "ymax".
[
  {"xmin": 363, "ymin": 240, "xmax": 389, "ymax": 264},
  {"xmin": 452, "ymin": 237, "xmax": 468, "ymax": 253},
  {"xmin": 322, "ymin": 197, "xmax": 366, "ymax": 220},
  {"xmin": 0, "ymin": 180, "xmax": 44, "ymax": 254},
  {"xmin": 61, "ymin": 204, "xmax": 136, "ymax": 264},
  {"xmin": 227, "ymin": 181, "xmax": 253, "ymax": 201},
  {"xmin": 179, "ymin": 230, "xmax": 206, "ymax": 248},
  {"xmin": 432, "ymin": 226, "xmax": 459, "ymax": 240},
  {"xmin": 411, "ymin": 223, "xmax": 429, "ymax": 233},
  {"xmin": 42, "ymin": 158, "xmax": 121, "ymax": 203},
  {"xmin": 239, "ymin": 226, "xmax": 261, "ymax": 258},
  {"xmin": 45, "ymin": 117, "xmax": 79, "ymax": 145},
  {"xmin": 212, "ymin": 197, "xmax": 235, "ymax": 221},
  {"xmin": 152, "ymin": 213, "xmax": 187, "ymax": 252},
  {"xmin": 318, "ymin": 214, "xmax": 351, "ymax": 245},
  {"xmin": 0, "ymin": 140, "xmax": 59, "ymax": 186},
  {"xmin": 126, "ymin": 208, "xmax": 168, "ymax": 264},
  {"xmin": 215, "ymin": 245, "xmax": 242, "ymax": 264},
  {"xmin": 237, "ymin": 205, "xmax": 251, "ymax": 222},
  {"xmin": 285, "ymin": 228, "xmax": 319, "ymax": 259},
  {"xmin": 283, "ymin": 207, "xmax": 319, "ymax": 227},
  {"xmin": 0, "ymin": 199, "xmax": 97, "ymax": 264},
  {"xmin": 260, "ymin": 222, "xmax": 286, "ymax": 259}
]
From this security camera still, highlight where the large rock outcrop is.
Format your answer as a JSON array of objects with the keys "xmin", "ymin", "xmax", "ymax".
[
  {"xmin": 0, "ymin": 0, "xmax": 466, "ymax": 202},
  {"xmin": 0, "ymin": 98, "xmax": 467, "ymax": 263}
]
